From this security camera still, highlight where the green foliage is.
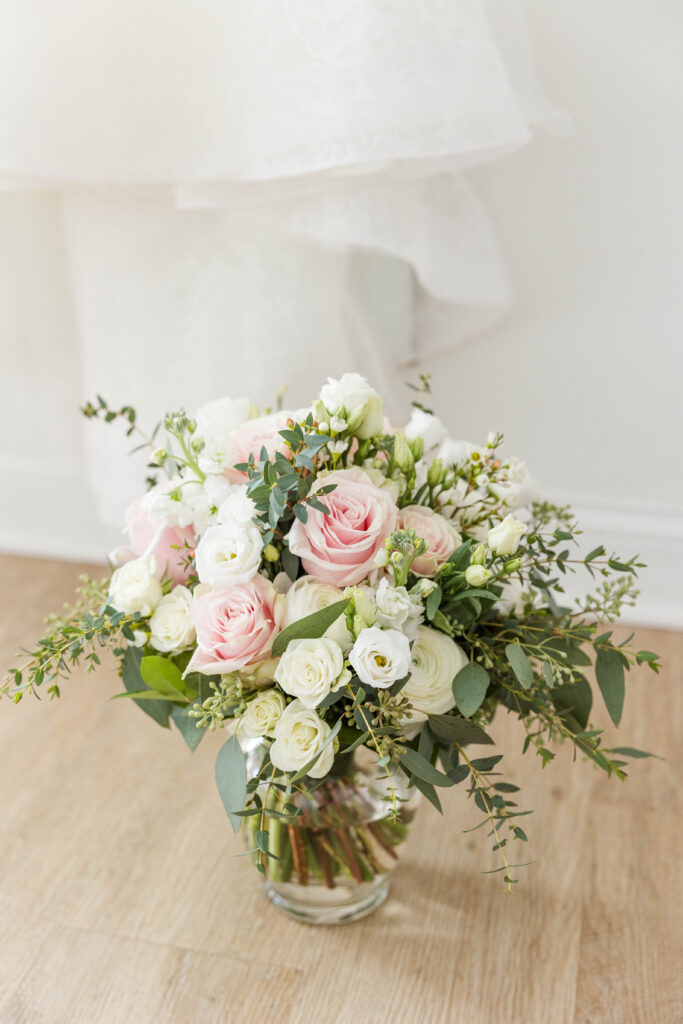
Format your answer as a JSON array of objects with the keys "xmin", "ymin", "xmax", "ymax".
[
  {"xmin": 452, "ymin": 663, "xmax": 490, "ymax": 717},
  {"xmin": 215, "ymin": 735, "xmax": 247, "ymax": 833},
  {"xmin": 271, "ymin": 600, "xmax": 350, "ymax": 657}
]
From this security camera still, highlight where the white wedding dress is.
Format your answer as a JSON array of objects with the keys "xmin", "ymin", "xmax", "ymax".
[{"xmin": 0, "ymin": 0, "xmax": 562, "ymax": 526}]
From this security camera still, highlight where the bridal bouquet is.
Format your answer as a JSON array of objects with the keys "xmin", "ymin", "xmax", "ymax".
[{"xmin": 4, "ymin": 373, "xmax": 660, "ymax": 923}]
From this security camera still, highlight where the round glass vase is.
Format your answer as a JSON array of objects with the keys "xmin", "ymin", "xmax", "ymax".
[{"xmin": 241, "ymin": 741, "xmax": 420, "ymax": 925}]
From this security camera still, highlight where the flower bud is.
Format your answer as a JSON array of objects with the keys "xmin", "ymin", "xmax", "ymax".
[
  {"xmin": 504, "ymin": 557, "xmax": 522, "ymax": 573},
  {"xmin": 409, "ymin": 436, "xmax": 425, "ymax": 462},
  {"xmin": 427, "ymin": 458, "xmax": 445, "ymax": 487},
  {"xmin": 465, "ymin": 564, "xmax": 492, "ymax": 587},
  {"xmin": 263, "ymin": 544, "xmax": 280, "ymax": 563},
  {"xmin": 393, "ymin": 432, "xmax": 414, "ymax": 474},
  {"xmin": 471, "ymin": 544, "xmax": 487, "ymax": 566},
  {"xmin": 151, "ymin": 447, "xmax": 168, "ymax": 465},
  {"xmin": 413, "ymin": 578, "xmax": 437, "ymax": 597}
]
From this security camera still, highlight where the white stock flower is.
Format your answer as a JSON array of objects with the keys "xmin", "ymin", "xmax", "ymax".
[
  {"xmin": 488, "ymin": 514, "xmax": 527, "ymax": 556},
  {"xmin": 319, "ymin": 373, "xmax": 383, "ymax": 439},
  {"xmin": 142, "ymin": 479, "xmax": 195, "ymax": 529},
  {"xmin": 285, "ymin": 576, "xmax": 352, "ymax": 651},
  {"xmin": 195, "ymin": 395, "xmax": 251, "ymax": 473},
  {"xmin": 149, "ymin": 585, "xmax": 195, "ymax": 652},
  {"xmin": 404, "ymin": 408, "xmax": 447, "ymax": 451},
  {"xmin": 373, "ymin": 579, "xmax": 423, "ymax": 640},
  {"xmin": 402, "ymin": 626, "xmax": 468, "ymax": 724},
  {"xmin": 194, "ymin": 522, "xmax": 263, "ymax": 586},
  {"xmin": 270, "ymin": 699, "xmax": 334, "ymax": 778},
  {"xmin": 274, "ymin": 638, "xmax": 349, "ymax": 709},
  {"xmin": 240, "ymin": 689, "xmax": 286, "ymax": 738},
  {"xmin": 218, "ymin": 487, "xmax": 256, "ymax": 527},
  {"xmin": 109, "ymin": 555, "xmax": 162, "ymax": 616},
  {"xmin": 349, "ymin": 626, "xmax": 411, "ymax": 689}
]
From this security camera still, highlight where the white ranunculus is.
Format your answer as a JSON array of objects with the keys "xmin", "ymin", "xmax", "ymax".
[
  {"xmin": 373, "ymin": 579, "xmax": 423, "ymax": 640},
  {"xmin": 194, "ymin": 522, "xmax": 263, "ymax": 586},
  {"xmin": 488, "ymin": 514, "xmax": 527, "ymax": 556},
  {"xmin": 149, "ymin": 585, "xmax": 195, "ymax": 652},
  {"xmin": 195, "ymin": 395, "xmax": 251, "ymax": 474},
  {"xmin": 270, "ymin": 699, "xmax": 334, "ymax": 778},
  {"xmin": 404, "ymin": 408, "xmax": 447, "ymax": 452},
  {"xmin": 285, "ymin": 576, "xmax": 352, "ymax": 651},
  {"xmin": 319, "ymin": 372, "xmax": 383, "ymax": 439},
  {"xmin": 465, "ymin": 564, "xmax": 492, "ymax": 587},
  {"xmin": 218, "ymin": 487, "xmax": 257, "ymax": 528},
  {"xmin": 240, "ymin": 688, "xmax": 286, "ymax": 738},
  {"xmin": 349, "ymin": 626, "xmax": 411, "ymax": 689},
  {"xmin": 274, "ymin": 637, "xmax": 349, "ymax": 709},
  {"xmin": 402, "ymin": 626, "xmax": 468, "ymax": 726},
  {"xmin": 109, "ymin": 555, "xmax": 163, "ymax": 616}
]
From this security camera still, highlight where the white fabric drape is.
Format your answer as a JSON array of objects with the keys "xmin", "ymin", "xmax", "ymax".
[{"xmin": 0, "ymin": 0, "xmax": 563, "ymax": 524}]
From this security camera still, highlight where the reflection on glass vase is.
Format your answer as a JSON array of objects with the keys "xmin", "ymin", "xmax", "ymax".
[{"xmin": 241, "ymin": 740, "xmax": 421, "ymax": 925}]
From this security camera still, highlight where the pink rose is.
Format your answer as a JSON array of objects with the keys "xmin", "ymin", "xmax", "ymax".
[
  {"xmin": 397, "ymin": 505, "xmax": 462, "ymax": 577},
  {"xmin": 226, "ymin": 411, "xmax": 294, "ymax": 482},
  {"xmin": 115, "ymin": 495, "xmax": 195, "ymax": 586},
  {"xmin": 288, "ymin": 468, "xmax": 397, "ymax": 587},
  {"xmin": 187, "ymin": 576, "xmax": 284, "ymax": 675}
]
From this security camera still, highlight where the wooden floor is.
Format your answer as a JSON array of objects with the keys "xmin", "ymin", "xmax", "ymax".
[{"xmin": 0, "ymin": 555, "xmax": 681, "ymax": 1024}]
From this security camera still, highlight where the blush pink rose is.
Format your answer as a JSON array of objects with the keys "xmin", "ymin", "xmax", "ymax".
[
  {"xmin": 186, "ymin": 576, "xmax": 284, "ymax": 675},
  {"xmin": 288, "ymin": 467, "xmax": 398, "ymax": 587},
  {"xmin": 226, "ymin": 411, "xmax": 294, "ymax": 482},
  {"xmin": 114, "ymin": 495, "xmax": 195, "ymax": 586},
  {"xmin": 397, "ymin": 505, "xmax": 462, "ymax": 577}
]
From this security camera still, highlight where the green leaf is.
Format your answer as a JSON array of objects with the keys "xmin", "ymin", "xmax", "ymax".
[
  {"xmin": 171, "ymin": 706, "xmax": 205, "ymax": 752},
  {"xmin": 444, "ymin": 539, "xmax": 473, "ymax": 571},
  {"xmin": 606, "ymin": 746, "xmax": 662, "ymax": 760},
  {"xmin": 120, "ymin": 647, "xmax": 172, "ymax": 728},
  {"xmin": 551, "ymin": 678, "xmax": 593, "ymax": 731},
  {"xmin": 140, "ymin": 656, "xmax": 188, "ymax": 702},
  {"xmin": 271, "ymin": 600, "xmax": 350, "ymax": 657},
  {"xmin": 411, "ymin": 776, "xmax": 443, "ymax": 813},
  {"xmin": 425, "ymin": 585, "xmax": 442, "ymax": 621},
  {"xmin": 281, "ymin": 547, "xmax": 300, "ymax": 582},
  {"xmin": 595, "ymin": 648, "xmax": 625, "ymax": 727},
  {"xmin": 215, "ymin": 735, "xmax": 247, "ymax": 833},
  {"xmin": 428, "ymin": 714, "xmax": 494, "ymax": 746},
  {"xmin": 452, "ymin": 663, "xmax": 490, "ymax": 717},
  {"xmin": 505, "ymin": 643, "xmax": 534, "ymax": 689},
  {"xmin": 399, "ymin": 748, "xmax": 455, "ymax": 788}
]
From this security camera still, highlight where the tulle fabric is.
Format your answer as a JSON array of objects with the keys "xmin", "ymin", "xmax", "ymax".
[{"xmin": 0, "ymin": 0, "xmax": 564, "ymax": 523}]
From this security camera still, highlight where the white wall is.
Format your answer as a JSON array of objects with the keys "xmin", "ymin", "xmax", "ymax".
[
  {"xmin": 1, "ymin": 0, "xmax": 681, "ymax": 626},
  {"xmin": 422, "ymin": 0, "xmax": 683, "ymax": 626}
]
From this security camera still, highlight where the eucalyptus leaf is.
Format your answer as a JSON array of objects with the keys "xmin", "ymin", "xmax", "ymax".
[
  {"xmin": 399, "ymin": 748, "xmax": 455, "ymax": 787},
  {"xmin": 551, "ymin": 678, "xmax": 593, "ymax": 731},
  {"xmin": 595, "ymin": 648, "xmax": 625, "ymax": 726},
  {"xmin": 411, "ymin": 776, "xmax": 443, "ymax": 813},
  {"xmin": 171, "ymin": 705, "xmax": 204, "ymax": 752},
  {"xmin": 428, "ymin": 714, "xmax": 494, "ymax": 746},
  {"xmin": 272, "ymin": 600, "xmax": 349, "ymax": 657},
  {"xmin": 505, "ymin": 643, "xmax": 534, "ymax": 689},
  {"xmin": 452, "ymin": 663, "xmax": 490, "ymax": 717},
  {"xmin": 215, "ymin": 735, "xmax": 247, "ymax": 833}
]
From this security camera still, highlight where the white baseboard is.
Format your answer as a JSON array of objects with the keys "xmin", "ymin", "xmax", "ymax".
[{"xmin": 1, "ymin": 461, "xmax": 681, "ymax": 629}]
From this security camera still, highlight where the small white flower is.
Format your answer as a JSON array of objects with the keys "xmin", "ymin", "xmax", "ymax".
[
  {"xmin": 240, "ymin": 689, "xmax": 286, "ymax": 739},
  {"xmin": 373, "ymin": 547, "xmax": 390, "ymax": 568},
  {"xmin": 465, "ymin": 564, "xmax": 492, "ymax": 587},
  {"xmin": 373, "ymin": 579, "xmax": 423, "ymax": 640},
  {"xmin": 330, "ymin": 415, "xmax": 348, "ymax": 432},
  {"xmin": 149, "ymin": 585, "xmax": 196, "ymax": 653},
  {"xmin": 402, "ymin": 626, "xmax": 468, "ymax": 725},
  {"xmin": 109, "ymin": 555, "xmax": 162, "ymax": 616},
  {"xmin": 274, "ymin": 637, "xmax": 349, "ymax": 709},
  {"xmin": 142, "ymin": 480, "xmax": 195, "ymax": 529},
  {"xmin": 349, "ymin": 626, "xmax": 411, "ymax": 689},
  {"xmin": 328, "ymin": 439, "xmax": 349, "ymax": 456},
  {"xmin": 318, "ymin": 421, "xmax": 330, "ymax": 433},
  {"xmin": 319, "ymin": 373, "xmax": 383, "ymax": 439},
  {"xmin": 488, "ymin": 514, "xmax": 527, "ymax": 556},
  {"xmin": 194, "ymin": 522, "xmax": 263, "ymax": 586},
  {"xmin": 270, "ymin": 699, "xmax": 334, "ymax": 778}
]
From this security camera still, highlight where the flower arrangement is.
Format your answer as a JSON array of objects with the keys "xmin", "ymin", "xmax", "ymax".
[{"xmin": 4, "ymin": 373, "xmax": 660, "ymax": 922}]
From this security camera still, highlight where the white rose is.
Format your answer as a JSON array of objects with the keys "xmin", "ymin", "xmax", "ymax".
[
  {"xmin": 465, "ymin": 564, "xmax": 492, "ymax": 587},
  {"xmin": 218, "ymin": 487, "xmax": 257, "ymax": 528},
  {"xmin": 274, "ymin": 637, "xmax": 349, "ymax": 709},
  {"xmin": 488, "ymin": 514, "xmax": 527, "ymax": 556},
  {"xmin": 402, "ymin": 626, "xmax": 468, "ymax": 725},
  {"xmin": 319, "ymin": 372, "xmax": 383, "ymax": 439},
  {"xmin": 404, "ymin": 408, "xmax": 447, "ymax": 452},
  {"xmin": 240, "ymin": 688, "xmax": 286, "ymax": 738},
  {"xmin": 109, "ymin": 555, "xmax": 163, "ymax": 616},
  {"xmin": 270, "ymin": 699, "xmax": 334, "ymax": 778},
  {"xmin": 285, "ymin": 576, "xmax": 353, "ymax": 651},
  {"xmin": 373, "ymin": 579, "xmax": 423, "ymax": 640},
  {"xmin": 349, "ymin": 626, "xmax": 411, "ymax": 689},
  {"xmin": 194, "ymin": 522, "xmax": 263, "ymax": 586},
  {"xmin": 195, "ymin": 395, "xmax": 251, "ymax": 473},
  {"xmin": 149, "ymin": 585, "xmax": 196, "ymax": 652}
]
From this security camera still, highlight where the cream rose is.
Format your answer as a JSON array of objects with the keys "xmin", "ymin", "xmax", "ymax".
[
  {"xmin": 240, "ymin": 689, "xmax": 286, "ymax": 739},
  {"xmin": 109, "ymin": 555, "xmax": 163, "ymax": 616},
  {"xmin": 397, "ymin": 505, "xmax": 462, "ymax": 577},
  {"xmin": 402, "ymin": 626, "xmax": 468, "ymax": 724},
  {"xmin": 270, "ymin": 699, "xmax": 334, "ymax": 778},
  {"xmin": 488, "ymin": 514, "xmax": 527, "ymax": 556},
  {"xmin": 373, "ymin": 579, "xmax": 423, "ymax": 640},
  {"xmin": 194, "ymin": 522, "xmax": 263, "ymax": 587},
  {"xmin": 274, "ymin": 637, "xmax": 349, "ymax": 709},
  {"xmin": 284, "ymin": 576, "xmax": 352, "ymax": 651},
  {"xmin": 319, "ymin": 372, "xmax": 383, "ymax": 439},
  {"xmin": 288, "ymin": 467, "xmax": 397, "ymax": 587},
  {"xmin": 349, "ymin": 626, "xmax": 411, "ymax": 689},
  {"xmin": 149, "ymin": 585, "xmax": 195, "ymax": 652}
]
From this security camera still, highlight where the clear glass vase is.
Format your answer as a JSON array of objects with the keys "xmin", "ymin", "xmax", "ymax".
[{"xmin": 241, "ymin": 741, "xmax": 420, "ymax": 925}]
